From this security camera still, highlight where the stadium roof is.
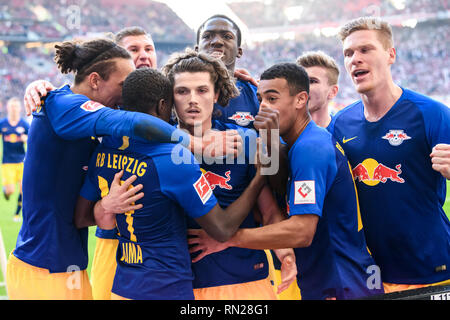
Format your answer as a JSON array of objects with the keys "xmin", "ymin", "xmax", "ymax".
[{"xmin": 156, "ymin": 0, "xmax": 250, "ymax": 41}]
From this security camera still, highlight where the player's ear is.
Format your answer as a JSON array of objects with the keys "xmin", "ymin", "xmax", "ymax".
[
  {"xmin": 295, "ymin": 91, "xmax": 308, "ymax": 110},
  {"xmin": 156, "ymin": 98, "xmax": 171, "ymax": 122},
  {"xmin": 236, "ymin": 47, "xmax": 244, "ymax": 58},
  {"xmin": 328, "ymin": 85, "xmax": 339, "ymax": 100},
  {"xmin": 388, "ymin": 47, "xmax": 396, "ymax": 65},
  {"xmin": 87, "ymin": 72, "xmax": 101, "ymax": 90},
  {"xmin": 236, "ymin": 47, "xmax": 243, "ymax": 59}
]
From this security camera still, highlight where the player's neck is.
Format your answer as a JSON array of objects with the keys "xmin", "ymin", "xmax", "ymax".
[
  {"xmin": 283, "ymin": 113, "xmax": 311, "ymax": 148},
  {"xmin": 361, "ymin": 81, "xmax": 402, "ymax": 122},
  {"xmin": 180, "ymin": 120, "xmax": 212, "ymax": 138},
  {"xmin": 7, "ymin": 116, "xmax": 19, "ymax": 126},
  {"xmin": 71, "ymin": 84, "xmax": 90, "ymax": 100},
  {"xmin": 310, "ymin": 106, "xmax": 331, "ymax": 128}
]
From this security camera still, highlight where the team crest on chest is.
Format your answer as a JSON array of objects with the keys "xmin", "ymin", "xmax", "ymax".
[
  {"xmin": 228, "ymin": 111, "xmax": 255, "ymax": 126},
  {"xmin": 382, "ymin": 130, "xmax": 411, "ymax": 146}
]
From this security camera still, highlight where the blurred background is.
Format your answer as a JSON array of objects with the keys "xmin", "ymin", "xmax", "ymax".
[{"xmin": 0, "ymin": 0, "xmax": 448, "ymax": 117}]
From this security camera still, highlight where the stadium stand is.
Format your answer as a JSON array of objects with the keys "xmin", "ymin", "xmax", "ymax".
[{"xmin": 0, "ymin": 0, "xmax": 448, "ymax": 114}]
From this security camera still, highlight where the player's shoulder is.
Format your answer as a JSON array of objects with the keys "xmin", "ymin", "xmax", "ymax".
[
  {"xmin": 236, "ymin": 79, "xmax": 257, "ymax": 91},
  {"xmin": 19, "ymin": 118, "xmax": 30, "ymax": 128},
  {"xmin": 328, "ymin": 100, "xmax": 362, "ymax": 135},
  {"xmin": 290, "ymin": 122, "xmax": 335, "ymax": 160},
  {"xmin": 45, "ymin": 84, "xmax": 90, "ymax": 108},
  {"xmin": 402, "ymin": 87, "xmax": 448, "ymax": 114},
  {"xmin": 333, "ymin": 100, "xmax": 362, "ymax": 121}
]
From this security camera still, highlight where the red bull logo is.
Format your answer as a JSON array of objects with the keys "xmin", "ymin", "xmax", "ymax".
[
  {"xmin": 352, "ymin": 158, "xmax": 405, "ymax": 186},
  {"xmin": 228, "ymin": 111, "xmax": 255, "ymax": 126},
  {"xmin": 201, "ymin": 169, "xmax": 233, "ymax": 190}
]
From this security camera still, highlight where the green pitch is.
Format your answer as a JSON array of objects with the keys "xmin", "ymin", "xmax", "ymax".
[{"xmin": 0, "ymin": 181, "xmax": 449, "ymax": 298}]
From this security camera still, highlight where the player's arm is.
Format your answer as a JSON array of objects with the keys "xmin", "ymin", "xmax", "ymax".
[
  {"xmin": 188, "ymin": 183, "xmax": 276, "ymax": 260},
  {"xmin": 190, "ymin": 210, "xmax": 318, "ymax": 251},
  {"xmin": 421, "ymin": 100, "xmax": 450, "ymax": 179},
  {"xmin": 194, "ymin": 170, "xmax": 266, "ymax": 243},
  {"xmin": 46, "ymin": 95, "xmax": 242, "ymax": 158},
  {"xmin": 431, "ymin": 143, "xmax": 450, "ymax": 179},
  {"xmin": 231, "ymin": 214, "xmax": 318, "ymax": 249},
  {"xmin": 24, "ymin": 80, "xmax": 55, "ymax": 115},
  {"xmin": 255, "ymin": 186, "xmax": 297, "ymax": 293},
  {"xmin": 234, "ymin": 68, "xmax": 258, "ymax": 87},
  {"xmin": 74, "ymin": 171, "xmax": 144, "ymax": 229},
  {"xmin": 254, "ymin": 105, "xmax": 289, "ymax": 194}
]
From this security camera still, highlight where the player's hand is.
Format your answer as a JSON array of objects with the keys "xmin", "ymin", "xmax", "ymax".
[
  {"xmin": 254, "ymin": 105, "xmax": 279, "ymax": 154},
  {"xmin": 187, "ymin": 228, "xmax": 231, "ymax": 263},
  {"xmin": 234, "ymin": 68, "xmax": 259, "ymax": 87},
  {"xmin": 191, "ymin": 128, "xmax": 243, "ymax": 159},
  {"xmin": 99, "ymin": 170, "xmax": 144, "ymax": 214},
  {"xmin": 430, "ymin": 143, "xmax": 450, "ymax": 179},
  {"xmin": 274, "ymin": 248, "xmax": 297, "ymax": 294},
  {"xmin": 24, "ymin": 80, "xmax": 55, "ymax": 116}
]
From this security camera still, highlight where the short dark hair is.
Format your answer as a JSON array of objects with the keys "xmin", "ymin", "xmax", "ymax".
[
  {"xmin": 260, "ymin": 62, "xmax": 310, "ymax": 96},
  {"xmin": 196, "ymin": 14, "xmax": 242, "ymax": 46},
  {"xmin": 122, "ymin": 68, "xmax": 172, "ymax": 114}
]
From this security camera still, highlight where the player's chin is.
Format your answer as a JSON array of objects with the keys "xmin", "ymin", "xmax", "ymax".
[{"xmin": 137, "ymin": 64, "xmax": 151, "ymax": 69}]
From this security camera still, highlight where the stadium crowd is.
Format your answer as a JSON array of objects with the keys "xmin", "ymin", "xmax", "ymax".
[
  {"xmin": 1, "ymin": 19, "xmax": 448, "ymax": 116},
  {"xmin": 1, "ymin": 0, "xmax": 194, "ymax": 41},
  {"xmin": 228, "ymin": 0, "xmax": 449, "ymax": 28}
]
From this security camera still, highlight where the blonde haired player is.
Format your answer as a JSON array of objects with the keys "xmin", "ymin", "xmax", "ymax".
[
  {"xmin": 297, "ymin": 51, "xmax": 339, "ymax": 129},
  {"xmin": 328, "ymin": 16, "xmax": 450, "ymax": 293}
]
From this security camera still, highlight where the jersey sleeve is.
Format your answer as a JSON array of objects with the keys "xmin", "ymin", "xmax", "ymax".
[
  {"xmin": 45, "ymin": 90, "xmax": 191, "ymax": 146},
  {"xmin": 288, "ymin": 140, "xmax": 334, "ymax": 217},
  {"xmin": 44, "ymin": 92, "xmax": 107, "ymax": 140},
  {"xmin": 418, "ymin": 98, "xmax": 450, "ymax": 147},
  {"xmin": 79, "ymin": 173, "xmax": 101, "ymax": 202},
  {"xmin": 154, "ymin": 147, "xmax": 218, "ymax": 219}
]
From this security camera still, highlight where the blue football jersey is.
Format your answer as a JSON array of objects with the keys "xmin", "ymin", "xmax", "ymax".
[
  {"xmin": 186, "ymin": 121, "xmax": 269, "ymax": 288},
  {"xmin": 328, "ymin": 88, "xmax": 450, "ymax": 285},
  {"xmin": 213, "ymin": 80, "xmax": 259, "ymax": 129},
  {"xmin": 288, "ymin": 121, "xmax": 383, "ymax": 300},
  {"xmin": 80, "ymin": 136, "xmax": 218, "ymax": 300},
  {"xmin": 0, "ymin": 118, "xmax": 29, "ymax": 163},
  {"xmin": 14, "ymin": 85, "xmax": 184, "ymax": 273}
]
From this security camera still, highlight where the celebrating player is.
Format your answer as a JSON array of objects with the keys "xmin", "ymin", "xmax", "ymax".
[
  {"xmin": 77, "ymin": 67, "xmax": 266, "ymax": 300},
  {"xmin": 196, "ymin": 14, "xmax": 260, "ymax": 129},
  {"xmin": 296, "ymin": 51, "xmax": 340, "ymax": 129},
  {"xmin": 5, "ymin": 37, "xmax": 222, "ymax": 300},
  {"xmin": 328, "ymin": 16, "xmax": 450, "ymax": 293},
  {"xmin": 162, "ymin": 49, "xmax": 296, "ymax": 300},
  {"xmin": 218, "ymin": 62, "xmax": 384, "ymax": 300}
]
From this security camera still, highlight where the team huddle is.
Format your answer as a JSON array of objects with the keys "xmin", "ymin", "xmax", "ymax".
[{"xmin": 4, "ymin": 14, "xmax": 450, "ymax": 300}]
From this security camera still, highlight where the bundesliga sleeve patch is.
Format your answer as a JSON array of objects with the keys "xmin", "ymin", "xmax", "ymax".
[
  {"xmin": 294, "ymin": 180, "xmax": 316, "ymax": 204},
  {"xmin": 80, "ymin": 100, "xmax": 105, "ymax": 112},
  {"xmin": 193, "ymin": 174, "xmax": 213, "ymax": 204}
]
